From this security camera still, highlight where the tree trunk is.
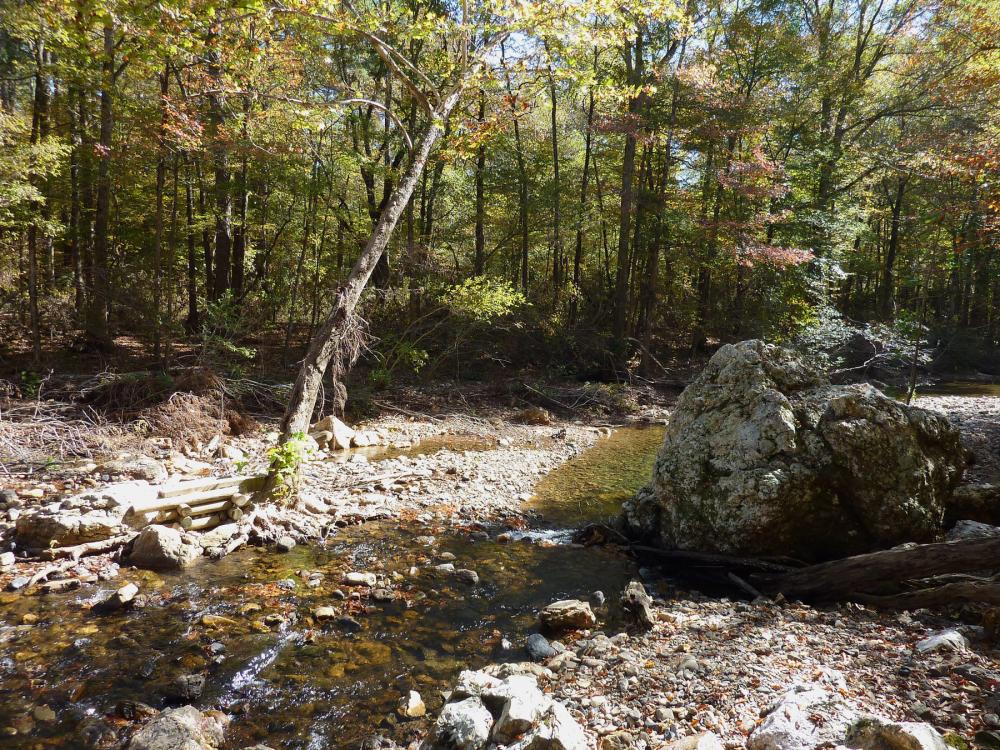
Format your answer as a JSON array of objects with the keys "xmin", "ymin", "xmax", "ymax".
[
  {"xmin": 612, "ymin": 29, "xmax": 643, "ymax": 348},
  {"xmin": 473, "ymin": 89, "xmax": 486, "ymax": 276},
  {"xmin": 765, "ymin": 536, "xmax": 1000, "ymax": 601},
  {"xmin": 26, "ymin": 38, "xmax": 49, "ymax": 362},
  {"xmin": 571, "ymin": 71, "xmax": 596, "ymax": 325},
  {"xmin": 85, "ymin": 23, "xmax": 115, "ymax": 351},
  {"xmin": 548, "ymin": 59, "xmax": 562, "ymax": 305},
  {"xmin": 878, "ymin": 175, "xmax": 906, "ymax": 319},
  {"xmin": 281, "ymin": 94, "xmax": 460, "ymax": 438},
  {"xmin": 152, "ymin": 65, "xmax": 169, "ymax": 360},
  {"xmin": 183, "ymin": 156, "xmax": 201, "ymax": 334},
  {"xmin": 207, "ymin": 16, "xmax": 231, "ymax": 300}
]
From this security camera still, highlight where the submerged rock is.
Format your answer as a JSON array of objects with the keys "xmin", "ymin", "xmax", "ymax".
[
  {"xmin": 127, "ymin": 705, "xmax": 228, "ymax": 750},
  {"xmin": 623, "ymin": 340, "xmax": 965, "ymax": 559}
]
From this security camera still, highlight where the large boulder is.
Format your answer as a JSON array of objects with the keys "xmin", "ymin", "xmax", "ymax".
[
  {"xmin": 623, "ymin": 340, "xmax": 965, "ymax": 559},
  {"xmin": 15, "ymin": 481, "xmax": 154, "ymax": 548}
]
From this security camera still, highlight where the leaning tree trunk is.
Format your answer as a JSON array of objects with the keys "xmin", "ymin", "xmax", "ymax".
[{"xmin": 280, "ymin": 93, "xmax": 460, "ymax": 440}]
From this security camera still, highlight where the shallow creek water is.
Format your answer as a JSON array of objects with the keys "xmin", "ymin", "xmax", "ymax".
[{"xmin": 0, "ymin": 426, "xmax": 663, "ymax": 749}]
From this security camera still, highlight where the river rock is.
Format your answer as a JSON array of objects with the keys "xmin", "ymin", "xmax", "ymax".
[
  {"xmin": 399, "ymin": 690, "xmax": 426, "ymax": 718},
  {"xmin": 526, "ymin": 633, "xmax": 558, "ymax": 661},
  {"xmin": 0, "ymin": 551, "xmax": 15, "ymax": 568},
  {"xmin": 945, "ymin": 519, "xmax": 1000, "ymax": 541},
  {"xmin": 423, "ymin": 697, "xmax": 494, "ymax": 750},
  {"xmin": 748, "ymin": 685, "xmax": 858, "ymax": 750},
  {"xmin": 510, "ymin": 701, "xmax": 587, "ymax": 750},
  {"xmin": 539, "ymin": 600, "xmax": 596, "ymax": 634},
  {"xmin": 93, "ymin": 582, "xmax": 139, "ymax": 613},
  {"xmin": 16, "ymin": 508, "xmax": 125, "ymax": 548},
  {"xmin": 313, "ymin": 415, "xmax": 355, "ymax": 450},
  {"xmin": 342, "ymin": 571, "xmax": 377, "ymax": 587},
  {"xmin": 845, "ymin": 718, "xmax": 949, "ymax": 750},
  {"xmin": 127, "ymin": 705, "xmax": 229, "ymax": 750},
  {"xmin": 125, "ymin": 525, "xmax": 200, "ymax": 570},
  {"xmin": 275, "ymin": 535, "xmax": 296, "ymax": 553},
  {"xmin": 623, "ymin": 340, "xmax": 965, "ymax": 560},
  {"xmin": 172, "ymin": 674, "xmax": 207, "ymax": 701},
  {"xmin": 100, "ymin": 456, "xmax": 168, "ymax": 483},
  {"xmin": 665, "ymin": 732, "xmax": 725, "ymax": 750},
  {"xmin": 490, "ymin": 675, "xmax": 551, "ymax": 742},
  {"xmin": 915, "ymin": 629, "xmax": 968, "ymax": 653}
]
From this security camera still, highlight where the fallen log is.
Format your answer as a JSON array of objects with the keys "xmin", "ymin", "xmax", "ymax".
[
  {"xmin": 855, "ymin": 581, "xmax": 1000, "ymax": 609},
  {"xmin": 763, "ymin": 536, "xmax": 1000, "ymax": 601},
  {"xmin": 631, "ymin": 544, "xmax": 796, "ymax": 575}
]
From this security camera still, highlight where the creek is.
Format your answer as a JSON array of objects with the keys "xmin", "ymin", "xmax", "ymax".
[{"xmin": 0, "ymin": 426, "xmax": 664, "ymax": 749}]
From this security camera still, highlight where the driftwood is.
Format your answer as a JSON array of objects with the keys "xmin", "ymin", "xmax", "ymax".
[
  {"xmin": 39, "ymin": 534, "xmax": 134, "ymax": 561},
  {"xmin": 630, "ymin": 534, "xmax": 1000, "ymax": 608},
  {"xmin": 855, "ymin": 581, "xmax": 1000, "ymax": 609},
  {"xmin": 763, "ymin": 536, "xmax": 1000, "ymax": 601}
]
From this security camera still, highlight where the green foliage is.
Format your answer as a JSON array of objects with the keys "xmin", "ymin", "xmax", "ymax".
[
  {"xmin": 266, "ymin": 432, "xmax": 313, "ymax": 499},
  {"xmin": 440, "ymin": 277, "xmax": 526, "ymax": 323}
]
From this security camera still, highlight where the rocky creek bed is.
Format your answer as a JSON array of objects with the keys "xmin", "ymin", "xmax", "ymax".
[{"xmin": 0, "ymin": 387, "xmax": 998, "ymax": 749}]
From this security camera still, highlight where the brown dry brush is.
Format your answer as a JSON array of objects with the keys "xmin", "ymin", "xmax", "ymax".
[{"xmin": 0, "ymin": 367, "xmax": 290, "ymax": 468}]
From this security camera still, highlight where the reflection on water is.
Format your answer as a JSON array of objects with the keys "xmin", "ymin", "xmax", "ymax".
[
  {"xmin": 0, "ymin": 426, "xmax": 667, "ymax": 749},
  {"xmin": 914, "ymin": 382, "xmax": 1000, "ymax": 398},
  {"xmin": 531, "ymin": 425, "xmax": 665, "ymax": 527}
]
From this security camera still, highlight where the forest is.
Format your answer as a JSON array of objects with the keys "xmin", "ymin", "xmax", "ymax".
[
  {"xmin": 1, "ymin": 0, "xmax": 997, "ymax": 386},
  {"xmin": 1, "ymin": 2, "xmax": 1000, "ymax": 750}
]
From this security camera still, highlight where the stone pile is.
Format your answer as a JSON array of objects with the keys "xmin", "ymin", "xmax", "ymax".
[{"xmin": 422, "ymin": 669, "xmax": 587, "ymax": 750}]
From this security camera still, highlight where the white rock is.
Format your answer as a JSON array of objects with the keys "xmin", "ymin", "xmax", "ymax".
[
  {"xmin": 665, "ymin": 732, "xmax": 725, "ymax": 750},
  {"xmin": 313, "ymin": 415, "xmax": 355, "ymax": 450},
  {"xmin": 451, "ymin": 670, "xmax": 502, "ymax": 701},
  {"xmin": 748, "ymin": 686, "xmax": 858, "ymax": 750},
  {"xmin": 425, "ymin": 697, "xmax": 493, "ymax": 750},
  {"xmin": 915, "ymin": 629, "xmax": 968, "ymax": 653},
  {"xmin": 508, "ymin": 701, "xmax": 587, "ymax": 750},
  {"xmin": 127, "ymin": 705, "xmax": 229, "ymax": 750},
  {"xmin": 400, "ymin": 690, "xmax": 426, "ymax": 718},
  {"xmin": 489, "ymin": 675, "xmax": 552, "ymax": 742}
]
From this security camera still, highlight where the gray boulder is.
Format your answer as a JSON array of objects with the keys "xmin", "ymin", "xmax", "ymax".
[
  {"xmin": 125, "ymin": 525, "xmax": 200, "ymax": 570},
  {"xmin": 128, "ymin": 706, "xmax": 228, "ymax": 750},
  {"xmin": 623, "ymin": 340, "xmax": 965, "ymax": 559}
]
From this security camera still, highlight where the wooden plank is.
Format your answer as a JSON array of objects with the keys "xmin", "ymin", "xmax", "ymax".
[
  {"xmin": 155, "ymin": 474, "xmax": 265, "ymax": 499},
  {"xmin": 180, "ymin": 513, "xmax": 225, "ymax": 531},
  {"xmin": 186, "ymin": 499, "xmax": 231, "ymax": 517}
]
